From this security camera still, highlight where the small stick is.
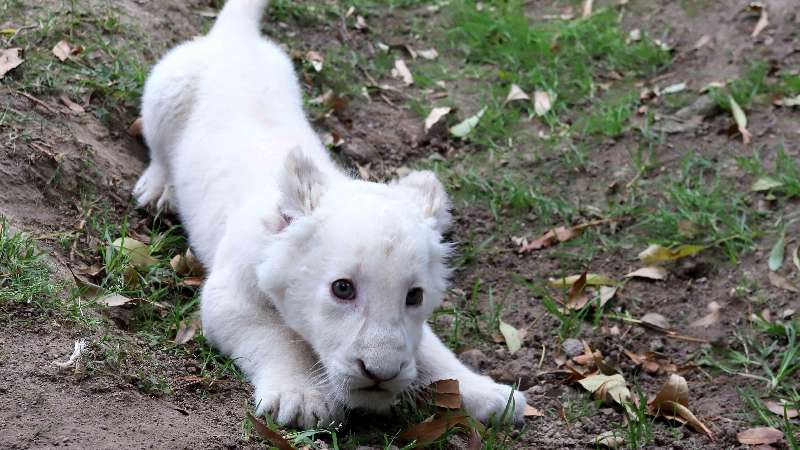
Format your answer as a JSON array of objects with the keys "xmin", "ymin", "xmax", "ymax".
[
  {"xmin": 608, "ymin": 315, "xmax": 710, "ymax": 344},
  {"xmin": 16, "ymin": 90, "xmax": 59, "ymax": 114}
]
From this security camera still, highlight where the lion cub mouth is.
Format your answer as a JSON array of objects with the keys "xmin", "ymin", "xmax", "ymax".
[{"xmin": 358, "ymin": 384, "xmax": 388, "ymax": 392}]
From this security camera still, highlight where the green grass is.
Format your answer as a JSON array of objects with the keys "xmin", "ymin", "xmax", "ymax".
[
  {"xmin": 1, "ymin": 0, "xmax": 151, "ymax": 122},
  {"xmin": 0, "ymin": 219, "xmax": 61, "ymax": 309},
  {"xmin": 738, "ymin": 147, "xmax": 800, "ymax": 199}
]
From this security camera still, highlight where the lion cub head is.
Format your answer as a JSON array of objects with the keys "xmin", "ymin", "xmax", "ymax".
[{"xmin": 257, "ymin": 148, "xmax": 451, "ymax": 411}]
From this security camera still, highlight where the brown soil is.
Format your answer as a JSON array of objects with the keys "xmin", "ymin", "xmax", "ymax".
[{"xmin": 1, "ymin": 0, "xmax": 798, "ymax": 449}]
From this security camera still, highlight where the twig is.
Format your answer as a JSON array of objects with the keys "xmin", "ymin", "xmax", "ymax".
[
  {"xmin": 4, "ymin": 25, "xmax": 37, "ymax": 45},
  {"xmin": 608, "ymin": 315, "xmax": 710, "ymax": 343},
  {"xmin": 15, "ymin": 90, "xmax": 59, "ymax": 114}
]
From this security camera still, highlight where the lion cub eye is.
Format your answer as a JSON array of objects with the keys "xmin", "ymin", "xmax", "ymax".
[
  {"xmin": 406, "ymin": 287, "xmax": 423, "ymax": 307},
  {"xmin": 331, "ymin": 279, "xmax": 356, "ymax": 300}
]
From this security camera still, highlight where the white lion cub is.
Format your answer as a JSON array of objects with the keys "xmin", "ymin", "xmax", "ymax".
[{"xmin": 134, "ymin": 0, "xmax": 526, "ymax": 427}]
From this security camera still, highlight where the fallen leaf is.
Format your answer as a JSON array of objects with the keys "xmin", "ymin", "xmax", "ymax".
[
  {"xmin": 774, "ymin": 94, "xmax": 800, "ymax": 107},
  {"xmin": 689, "ymin": 301, "xmax": 722, "ymax": 327},
  {"xmin": 180, "ymin": 276, "xmax": 204, "ymax": 287},
  {"xmin": 504, "ymin": 84, "xmax": 530, "ymax": 105},
  {"xmin": 417, "ymin": 48, "xmax": 438, "ymax": 60},
  {"xmin": 399, "ymin": 412, "xmax": 472, "ymax": 445},
  {"xmin": 449, "ymin": 107, "xmax": 486, "ymax": 138},
  {"xmin": 737, "ymin": 427, "xmax": 783, "ymax": 445},
  {"xmin": 641, "ymin": 313, "xmax": 670, "ymax": 330},
  {"xmin": 692, "ymin": 35, "xmax": 712, "ymax": 50},
  {"xmin": 599, "ymin": 286, "xmax": 617, "ymax": 307},
  {"xmin": 729, "ymin": 95, "xmax": 751, "ymax": 145},
  {"xmin": 577, "ymin": 373, "xmax": 633, "ymax": 415},
  {"xmin": 355, "ymin": 15, "xmax": 367, "ymax": 30},
  {"xmin": 59, "ymin": 94, "xmax": 85, "ymax": 113},
  {"xmin": 565, "ymin": 271, "xmax": 588, "ymax": 307},
  {"xmin": 595, "ymin": 430, "xmax": 625, "ymax": 449},
  {"xmin": 750, "ymin": 4, "xmax": 769, "ymax": 38},
  {"xmin": 96, "ymin": 293, "xmax": 134, "ymax": 307},
  {"xmin": 0, "ymin": 47, "xmax": 23, "ymax": 79},
  {"xmin": 649, "ymin": 374, "xmax": 714, "ymax": 439},
  {"xmin": 524, "ymin": 404, "xmax": 544, "ymax": 417},
  {"xmin": 305, "ymin": 50, "xmax": 324, "ymax": 72},
  {"xmin": 638, "ymin": 244, "xmax": 705, "ymax": 264},
  {"xmin": 128, "ymin": 117, "xmax": 143, "ymax": 137},
  {"xmin": 627, "ymin": 28, "xmax": 641, "ymax": 42},
  {"xmin": 424, "ymin": 106, "xmax": 452, "ymax": 132},
  {"xmin": 623, "ymin": 349, "xmax": 678, "ymax": 374},
  {"xmin": 751, "ymin": 177, "xmax": 784, "ymax": 192},
  {"xmin": 52, "ymin": 40, "xmax": 82, "ymax": 62},
  {"xmin": 768, "ymin": 230, "xmax": 785, "ymax": 271},
  {"xmin": 763, "ymin": 400, "xmax": 799, "ymax": 419},
  {"xmin": 794, "ymin": 246, "xmax": 800, "ymax": 273},
  {"xmin": 247, "ymin": 412, "xmax": 293, "ymax": 450},
  {"xmin": 53, "ymin": 339, "xmax": 87, "ymax": 369},
  {"xmin": 768, "ymin": 272, "xmax": 799, "ymax": 293},
  {"xmin": 499, "ymin": 320, "xmax": 523, "ymax": 354},
  {"xmin": 519, "ymin": 219, "xmax": 609, "ymax": 253},
  {"xmin": 430, "ymin": 379, "xmax": 461, "ymax": 409},
  {"xmin": 170, "ymin": 248, "xmax": 204, "ymax": 276},
  {"xmin": 174, "ymin": 315, "xmax": 202, "ymax": 345},
  {"xmin": 533, "ymin": 90, "xmax": 552, "ymax": 116},
  {"xmin": 550, "ymin": 274, "xmax": 617, "ymax": 288},
  {"xmin": 625, "ymin": 266, "xmax": 668, "ymax": 280},
  {"xmin": 662, "ymin": 83, "xmax": 686, "ymax": 95},
  {"xmin": 110, "ymin": 237, "xmax": 158, "ymax": 269},
  {"xmin": 581, "ymin": 0, "xmax": 593, "ymax": 18},
  {"xmin": 392, "ymin": 59, "xmax": 413, "ymax": 85}
]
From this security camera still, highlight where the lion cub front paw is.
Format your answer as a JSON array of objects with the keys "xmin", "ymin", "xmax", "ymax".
[
  {"xmin": 460, "ymin": 376, "xmax": 526, "ymax": 424},
  {"xmin": 254, "ymin": 383, "xmax": 339, "ymax": 428}
]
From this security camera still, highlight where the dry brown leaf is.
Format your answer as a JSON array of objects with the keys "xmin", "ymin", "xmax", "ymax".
[
  {"xmin": 399, "ymin": 412, "xmax": 472, "ymax": 445},
  {"xmin": 392, "ymin": 59, "xmax": 413, "ymax": 85},
  {"xmin": 729, "ymin": 95, "xmax": 751, "ymax": 145},
  {"xmin": 96, "ymin": 293, "xmax": 134, "ymax": 307},
  {"xmin": 59, "ymin": 94, "xmax": 85, "ymax": 113},
  {"xmin": 174, "ymin": 315, "xmax": 202, "ymax": 345},
  {"xmin": 737, "ymin": 427, "xmax": 783, "ymax": 445},
  {"xmin": 640, "ymin": 312, "xmax": 670, "ymax": 330},
  {"xmin": 430, "ymin": 379, "xmax": 461, "ymax": 409},
  {"xmin": 305, "ymin": 50, "xmax": 324, "ymax": 72},
  {"xmin": 768, "ymin": 272, "xmax": 800, "ymax": 293},
  {"xmin": 533, "ymin": 90, "xmax": 552, "ymax": 116},
  {"xmin": 577, "ymin": 373, "xmax": 634, "ymax": 416},
  {"xmin": 170, "ymin": 248, "xmax": 204, "ymax": 276},
  {"xmin": 550, "ymin": 273, "xmax": 617, "ymax": 288},
  {"xmin": 649, "ymin": 374, "xmax": 714, "ymax": 439},
  {"xmin": 52, "ymin": 40, "xmax": 82, "ymax": 62},
  {"xmin": 524, "ymin": 404, "xmax": 544, "ymax": 417},
  {"xmin": 246, "ymin": 412, "xmax": 293, "ymax": 450},
  {"xmin": 599, "ymin": 286, "xmax": 617, "ymax": 307},
  {"xmin": 625, "ymin": 266, "xmax": 668, "ymax": 280},
  {"xmin": 566, "ymin": 271, "xmax": 589, "ymax": 310},
  {"xmin": 424, "ymin": 106, "xmax": 452, "ymax": 132},
  {"xmin": 689, "ymin": 301, "xmax": 722, "ymax": 327},
  {"xmin": 504, "ymin": 84, "xmax": 530, "ymax": 105},
  {"xmin": 180, "ymin": 276, "xmax": 204, "ymax": 287},
  {"xmin": 518, "ymin": 219, "xmax": 608, "ymax": 253},
  {"xmin": 692, "ymin": 35, "xmax": 712, "ymax": 50},
  {"xmin": 623, "ymin": 349, "xmax": 678, "ymax": 374},
  {"xmin": 581, "ymin": 0, "xmax": 593, "ymax": 18},
  {"xmin": 750, "ymin": 4, "xmax": 769, "ymax": 37},
  {"xmin": 0, "ymin": 48, "xmax": 23, "ymax": 78},
  {"xmin": 417, "ymin": 48, "xmax": 438, "ymax": 60},
  {"xmin": 763, "ymin": 400, "xmax": 799, "ymax": 419},
  {"xmin": 128, "ymin": 117, "xmax": 143, "ymax": 137},
  {"xmin": 110, "ymin": 237, "xmax": 158, "ymax": 269}
]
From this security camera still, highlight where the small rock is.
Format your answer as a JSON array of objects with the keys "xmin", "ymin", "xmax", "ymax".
[
  {"xmin": 458, "ymin": 349, "xmax": 486, "ymax": 370},
  {"xmin": 562, "ymin": 338, "xmax": 584, "ymax": 357}
]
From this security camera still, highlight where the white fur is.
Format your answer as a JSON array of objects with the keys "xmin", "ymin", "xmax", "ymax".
[{"xmin": 135, "ymin": 0, "xmax": 526, "ymax": 428}]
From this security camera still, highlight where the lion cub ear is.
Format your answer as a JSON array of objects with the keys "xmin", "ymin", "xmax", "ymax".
[
  {"xmin": 395, "ymin": 170, "xmax": 452, "ymax": 234},
  {"xmin": 278, "ymin": 147, "xmax": 329, "ymax": 220}
]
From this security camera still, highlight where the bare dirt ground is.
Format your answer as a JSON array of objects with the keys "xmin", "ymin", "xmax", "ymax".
[{"xmin": 1, "ymin": 0, "xmax": 799, "ymax": 449}]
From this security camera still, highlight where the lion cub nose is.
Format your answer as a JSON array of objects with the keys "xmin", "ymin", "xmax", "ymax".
[{"xmin": 357, "ymin": 358, "xmax": 401, "ymax": 383}]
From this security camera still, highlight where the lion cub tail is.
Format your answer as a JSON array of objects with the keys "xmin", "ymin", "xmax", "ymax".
[{"xmin": 209, "ymin": 0, "xmax": 270, "ymax": 40}]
